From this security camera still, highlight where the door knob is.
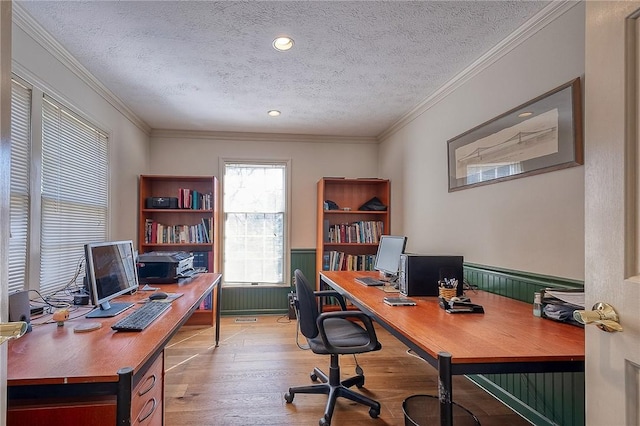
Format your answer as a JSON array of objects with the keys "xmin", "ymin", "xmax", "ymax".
[
  {"xmin": 573, "ymin": 302, "xmax": 622, "ymax": 332},
  {"xmin": 0, "ymin": 321, "xmax": 29, "ymax": 345}
]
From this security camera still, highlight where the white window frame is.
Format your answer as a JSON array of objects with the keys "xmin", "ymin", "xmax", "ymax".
[{"xmin": 220, "ymin": 158, "xmax": 291, "ymax": 287}]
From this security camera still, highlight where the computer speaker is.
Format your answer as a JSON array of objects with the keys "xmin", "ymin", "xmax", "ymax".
[{"xmin": 8, "ymin": 290, "xmax": 32, "ymax": 333}]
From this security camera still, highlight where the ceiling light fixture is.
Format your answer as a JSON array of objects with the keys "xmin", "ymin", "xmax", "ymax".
[
  {"xmin": 268, "ymin": 110, "xmax": 281, "ymax": 117},
  {"xmin": 272, "ymin": 37, "xmax": 294, "ymax": 52},
  {"xmin": 518, "ymin": 112, "xmax": 534, "ymax": 118}
]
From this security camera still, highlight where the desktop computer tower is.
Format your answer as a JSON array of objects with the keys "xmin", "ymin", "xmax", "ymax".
[{"xmin": 398, "ymin": 254, "xmax": 464, "ymax": 297}]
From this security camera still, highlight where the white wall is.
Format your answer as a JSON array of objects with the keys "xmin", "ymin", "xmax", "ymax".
[
  {"xmin": 379, "ymin": 4, "xmax": 585, "ymax": 280},
  {"xmin": 12, "ymin": 22, "xmax": 149, "ymax": 243},
  {"xmin": 149, "ymin": 134, "xmax": 379, "ymax": 248}
]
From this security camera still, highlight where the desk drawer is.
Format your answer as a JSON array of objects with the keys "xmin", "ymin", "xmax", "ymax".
[{"xmin": 132, "ymin": 354, "xmax": 163, "ymax": 425}]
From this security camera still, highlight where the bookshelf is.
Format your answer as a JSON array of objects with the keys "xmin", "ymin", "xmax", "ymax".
[
  {"xmin": 316, "ymin": 177, "xmax": 390, "ymax": 289},
  {"xmin": 138, "ymin": 175, "xmax": 219, "ymax": 325}
]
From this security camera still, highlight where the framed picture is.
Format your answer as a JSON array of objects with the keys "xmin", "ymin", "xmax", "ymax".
[{"xmin": 447, "ymin": 78, "xmax": 583, "ymax": 192}]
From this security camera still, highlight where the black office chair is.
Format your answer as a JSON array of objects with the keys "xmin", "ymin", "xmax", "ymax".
[{"xmin": 284, "ymin": 269, "xmax": 382, "ymax": 426}]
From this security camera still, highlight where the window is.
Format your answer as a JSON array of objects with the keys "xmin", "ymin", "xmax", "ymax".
[
  {"xmin": 222, "ymin": 161, "xmax": 289, "ymax": 286},
  {"xmin": 9, "ymin": 79, "xmax": 31, "ymax": 294},
  {"xmin": 8, "ymin": 76, "xmax": 109, "ymax": 295}
]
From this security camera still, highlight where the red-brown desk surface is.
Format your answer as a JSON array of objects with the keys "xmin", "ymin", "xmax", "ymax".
[
  {"xmin": 8, "ymin": 273, "xmax": 220, "ymax": 386},
  {"xmin": 320, "ymin": 271, "xmax": 584, "ymax": 368}
]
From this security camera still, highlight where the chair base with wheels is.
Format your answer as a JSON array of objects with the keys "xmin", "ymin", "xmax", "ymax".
[
  {"xmin": 284, "ymin": 269, "xmax": 382, "ymax": 426},
  {"xmin": 285, "ymin": 353, "xmax": 381, "ymax": 426}
]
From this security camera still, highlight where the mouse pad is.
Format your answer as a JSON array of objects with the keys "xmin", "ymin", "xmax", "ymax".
[{"xmin": 140, "ymin": 293, "xmax": 183, "ymax": 303}]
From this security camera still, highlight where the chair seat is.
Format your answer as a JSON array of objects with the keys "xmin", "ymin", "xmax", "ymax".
[{"xmin": 308, "ymin": 317, "xmax": 382, "ymax": 355}]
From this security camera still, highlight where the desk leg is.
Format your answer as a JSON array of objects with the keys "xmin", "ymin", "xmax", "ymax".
[
  {"xmin": 214, "ymin": 283, "xmax": 221, "ymax": 346},
  {"xmin": 438, "ymin": 352, "xmax": 453, "ymax": 426},
  {"xmin": 117, "ymin": 366, "xmax": 134, "ymax": 426}
]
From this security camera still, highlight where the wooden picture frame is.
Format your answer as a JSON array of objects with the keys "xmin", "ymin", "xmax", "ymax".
[{"xmin": 447, "ymin": 78, "xmax": 583, "ymax": 192}]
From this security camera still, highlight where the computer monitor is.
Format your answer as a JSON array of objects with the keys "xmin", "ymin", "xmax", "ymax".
[
  {"xmin": 84, "ymin": 240, "xmax": 138, "ymax": 318},
  {"xmin": 374, "ymin": 235, "xmax": 407, "ymax": 278}
]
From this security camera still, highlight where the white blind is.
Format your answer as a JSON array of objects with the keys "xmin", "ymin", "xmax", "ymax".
[
  {"xmin": 9, "ymin": 79, "xmax": 31, "ymax": 293},
  {"xmin": 40, "ymin": 96, "xmax": 108, "ymax": 294}
]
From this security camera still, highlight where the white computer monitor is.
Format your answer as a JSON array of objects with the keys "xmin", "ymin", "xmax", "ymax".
[{"xmin": 374, "ymin": 235, "xmax": 407, "ymax": 278}]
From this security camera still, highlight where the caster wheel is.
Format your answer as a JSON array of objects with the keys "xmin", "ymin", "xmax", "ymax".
[
  {"xmin": 319, "ymin": 416, "xmax": 330, "ymax": 426},
  {"xmin": 369, "ymin": 405, "xmax": 380, "ymax": 418},
  {"xmin": 310, "ymin": 373, "xmax": 318, "ymax": 382},
  {"xmin": 356, "ymin": 377, "xmax": 365, "ymax": 388},
  {"xmin": 284, "ymin": 392, "xmax": 294, "ymax": 403}
]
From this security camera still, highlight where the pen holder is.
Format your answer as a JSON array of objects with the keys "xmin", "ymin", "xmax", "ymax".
[{"xmin": 439, "ymin": 287, "xmax": 457, "ymax": 301}]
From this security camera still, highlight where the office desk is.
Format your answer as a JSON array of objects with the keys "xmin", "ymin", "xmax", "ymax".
[
  {"xmin": 320, "ymin": 271, "xmax": 585, "ymax": 426},
  {"xmin": 7, "ymin": 272, "xmax": 221, "ymax": 426}
]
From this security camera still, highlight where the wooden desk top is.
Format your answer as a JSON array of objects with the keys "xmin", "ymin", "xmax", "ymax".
[
  {"xmin": 8, "ymin": 273, "xmax": 221, "ymax": 386},
  {"xmin": 321, "ymin": 271, "xmax": 584, "ymax": 365}
]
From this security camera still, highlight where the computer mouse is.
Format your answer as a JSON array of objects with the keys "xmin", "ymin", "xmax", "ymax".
[{"xmin": 149, "ymin": 292, "xmax": 168, "ymax": 300}]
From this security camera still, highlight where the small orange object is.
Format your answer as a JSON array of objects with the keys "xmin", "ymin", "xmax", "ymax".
[{"xmin": 52, "ymin": 309, "xmax": 70, "ymax": 326}]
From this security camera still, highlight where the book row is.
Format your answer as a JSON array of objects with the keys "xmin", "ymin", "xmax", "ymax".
[
  {"xmin": 144, "ymin": 218, "xmax": 212, "ymax": 244},
  {"xmin": 179, "ymin": 188, "xmax": 213, "ymax": 210},
  {"xmin": 324, "ymin": 220, "xmax": 384, "ymax": 244},
  {"xmin": 323, "ymin": 251, "xmax": 376, "ymax": 271}
]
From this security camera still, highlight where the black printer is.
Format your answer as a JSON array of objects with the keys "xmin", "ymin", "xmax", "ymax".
[{"xmin": 137, "ymin": 251, "xmax": 194, "ymax": 284}]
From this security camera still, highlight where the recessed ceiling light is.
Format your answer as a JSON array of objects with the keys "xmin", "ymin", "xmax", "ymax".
[
  {"xmin": 518, "ymin": 112, "xmax": 534, "ymax": 118},
  {"xmin": 273, "ymin": 37, "xmax": 294, "ymax": 52},
  {"xmin": 268, "ymin": 110, "xmax": 281, "ymax": 117}
]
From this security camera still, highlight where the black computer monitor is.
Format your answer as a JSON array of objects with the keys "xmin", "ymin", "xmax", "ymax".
[
  {"xmin": 374, "ymin": 235, "xmax": 407, "ymax": 278},
  {"xmin": 84, "ymin": 240, "xmax": 138, "ymax": 318}
]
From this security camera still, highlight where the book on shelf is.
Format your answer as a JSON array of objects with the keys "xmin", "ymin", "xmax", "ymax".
[
  {"xmin": 199, "ymin": 292, "xmax": 212, "ymax": 310},
  {"xmin": 177, "ymin": 188, "xmax": 212, "ymax": 210},
  {"xmin": 326, "ymin": 220, "xmax": 384, "ymax": 244},
  {"xmin": 144, "ymin": 218, "xmax": 211, "ymax": 244},
  {"xmin": 323, "ymin": 251, "xmax": 375, "ymax": 271},
  {"xmin": 191, "ymin": 251, "xmax": 211, "ymax": 270}
]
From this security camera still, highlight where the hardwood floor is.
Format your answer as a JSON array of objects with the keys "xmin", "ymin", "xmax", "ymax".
[{"xmin": 164, "ymin": 315, "xmax": 531, "ymax": 425}]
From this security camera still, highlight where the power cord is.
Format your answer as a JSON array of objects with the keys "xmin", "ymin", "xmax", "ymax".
[{"xmin": 292, "ymin": 296, "xmax": 310, "ymax": 350}]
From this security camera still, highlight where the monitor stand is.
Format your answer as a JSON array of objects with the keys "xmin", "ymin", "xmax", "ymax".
[
  {"xmin": 380, "ymin": 272, "xmax": 398, "ymax": 283},
  {"xmin": 86, "ymin": 302, "xmax": 134, "ymax": 318}
]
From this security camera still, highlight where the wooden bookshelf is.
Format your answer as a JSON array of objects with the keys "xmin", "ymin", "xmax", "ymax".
[
  {"xmin": 316, "ymin": 177, "xmax": 390, "ymax": 290},
  {"xmin": 138, "ymin": 175, "xmax": 220, "ymax": 325}
]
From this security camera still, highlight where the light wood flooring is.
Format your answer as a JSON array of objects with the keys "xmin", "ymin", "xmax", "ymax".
[{"xmin": 164, "ymin": 315, "xmax": 532, "ymax": 425}]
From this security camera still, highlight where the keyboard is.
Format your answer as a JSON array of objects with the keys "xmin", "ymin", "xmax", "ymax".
[
  {"xmin": 355, "ymin": 276, "xmax": 385, "ymax": 286},
  {"xmin": 111, "ymin": 301, "xmax": 171, "ymax": 332}
]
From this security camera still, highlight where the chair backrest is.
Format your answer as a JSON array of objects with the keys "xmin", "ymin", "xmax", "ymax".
[{"xmin": 294, "ymin": 269, "xmax": 320, "ymax": 339}]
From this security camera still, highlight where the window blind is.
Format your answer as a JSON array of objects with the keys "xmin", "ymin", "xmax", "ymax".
[
  {"xmin": 8, "ymin": 79, "xmax": 32, "ymax": 294},
  {"xmin": 40, "ymin": 96, "xmax": 108, "ymax": 294}
]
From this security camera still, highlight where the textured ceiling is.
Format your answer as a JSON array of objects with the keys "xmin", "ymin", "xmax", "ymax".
[{"xmin": 16, "ymin": 1, "xmax": 550, "ymax": 137}]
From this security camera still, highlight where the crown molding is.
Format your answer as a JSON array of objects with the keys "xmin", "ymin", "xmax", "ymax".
[
  {"xmin": 377, "ymin": 0, "xmax": 581, "ymax": 142},
  {"xmin": 150, "ymin": 128, "xmax": 377, "ymax": 144},
  {"xmin": 12, "ymin": 3, "xmax": 151, "ymax": 135}
]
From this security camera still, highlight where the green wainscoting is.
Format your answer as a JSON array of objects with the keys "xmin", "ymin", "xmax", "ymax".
[
  {"xmin": 220, "ymin": 249, "xmax": 316, "ymax": 316},
  {"xmin": 464, "ymin": 263, "xmax": 585, "ymax": 426}
]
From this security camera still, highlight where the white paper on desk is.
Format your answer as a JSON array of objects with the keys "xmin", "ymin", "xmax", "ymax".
[{"xmin": 544, "ymin": 289, "xmax": 584, "ymax": 308}]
